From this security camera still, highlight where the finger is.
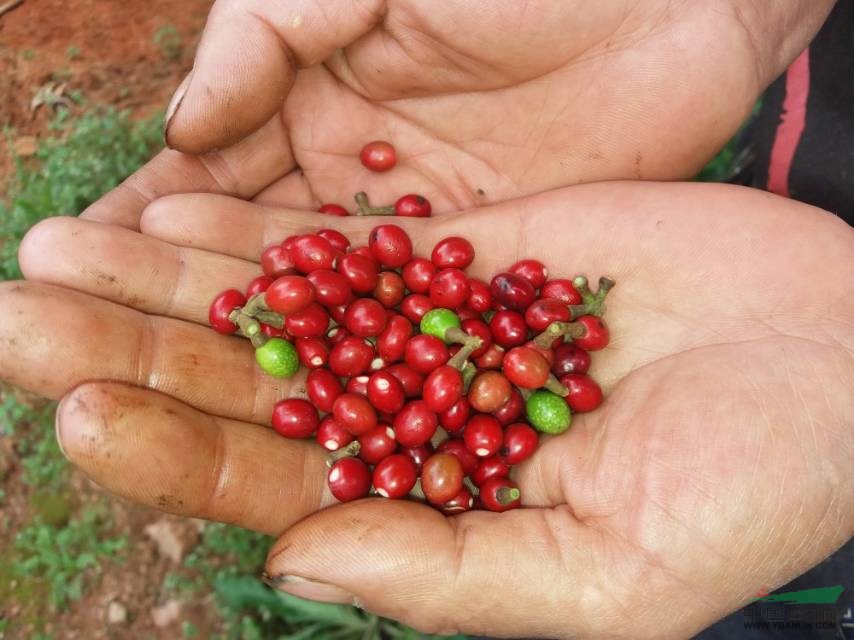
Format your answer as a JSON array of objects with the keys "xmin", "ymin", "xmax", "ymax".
[
  {"xmin": 80, "ymin": 115, "xmax": 293, "ymax": 229},
  {"xmin": 165, "ymin": 0, "xmax": 384, "ymax": 154},
  {"xmin": 19, "ymin": 216, "xmax": 258, "ymax": 325},
  {"xmin": 263, "ymin": 499, "xmax": 608, "ymax": 638},
  {"xmin": 0, "ymin": 282, "xmax": 296, "ymax": 425},
  {"xmin": 57, "ymin": 382, "xmax": 329, "ymax": 535}
]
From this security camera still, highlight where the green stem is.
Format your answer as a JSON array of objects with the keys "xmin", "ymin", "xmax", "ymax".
[
  {"xmin": 496, "ymin": 486, "xmax": 521, "ymax": 505},
  {"xmin": 532, "ymin": 321, "xmax": 585, "ymax": 349},
  {"xmin": 325, "ymin": 440, "xmax": 361, "ymax": 467},
  {"xmin": 568, "ymin": 275, "xmax": 615, "ymax": 319},
  {"xmin": 447, "ymin": 337, "xmax": 483, "ymax": 370},
  {"xmin": 243, "ymin": 292, "xmax": 270, "ymax": 316},
  {"xmin": 461, "ymin": 362, "xmax": 477, "ymax": 393},
  {"xmin": 254, "ymin": 311, "xmax": 284, "ymax": 328},
  {"xmin": 354, "ymin": 191, "xmax": 395, "ymax": 216},
  {"xmin": 543, "ymin": 374, "xmax": 569, "ymax": 397},
  {"xmin": 444, "ymin": 326, "xmax": 472, "ymax": 346}
]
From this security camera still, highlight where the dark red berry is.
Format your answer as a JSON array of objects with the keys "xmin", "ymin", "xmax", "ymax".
[
  {"xmin": 431, "ymin": 237, "xmax": 474, "ymax": 270},
  {"xmin": 436, "ymin": 438, "xmax": 478, "ymax": 475},
  {"xmin": 466, "ymin": 278, "xmax": 493, "ymax": 313},
  {"xmin": 422, "ymin": 365, "xmax": 463, "ymax": 413},
  {"xmin": 360, "ymin": 140, "xmax": 396, "ymax": 172},
  {"xmin": 502, "ymin": 346, "xmax": 550, "ymax": 389},
  {"xmin": 559, "ymin": 373, "xmax": 603, "ymax": 412},
  {"xmin": 374, "ymin": 271, "xmax": 405, "ymax": 308},
  {"xmin": 266, "ymin": 275, "xmax": 316, "ymax": 315},
  {"xmin": 345, "ymin": 375, "xmax": 371, "ymax": 396},
  {"xmin": 328, "ymin": 336, "xmax": 374, "ymax": 377},
  {"xmin": 316, "ymin": 228, "xmax": 350, "ymax": 252},
  {"xmin": 260, "ymin": 323, "xmax": 286, "ymax": 338},
  {"xmin": 373, "ymin": 453, "xmax": 417, "ymax": 498},
  {"xmin": 439, "ymin": 397, "xmax": 471, "ymax": 433},
  {"xmin": 492, "ymin": 388, "xmax": 524, "ymax": 425},
  {"xmin": 489, "ymin": 310, "xmax": 529, "ymax": 348},
  {"xmin": 337, "ymin": 252, "xmax": 379, "ymax": 294},
  {"xmin": 501, "ymin": 423, "xmax": 538, "ymax": 464},
  {"xmin": 316, "ymin": 415, "xmax": 354, "ymax": 451},
  {"xmin": 400, "ymin": 442, "xmax": 433, "ymax": 472},
  {"xmin": 344, "ymin": 298, "xmax": 388, "ymax": 338},
  {"xmin": 272, "ymin": 399, "xmax": 319, "ymax": 439},
  {"xmin": 490, "ymin": 272, "xmax": 536, "ymax": 311},
  {"xmin": 400, "ymin": 293, "xmax": 435, "ymax": 323},
  {"xmin": 441, "ymin": 486, "xmax": 474, "ymax": 515},
  {"xmin": 290, "ymin": 234, "xmax": 338, "ymax": 273},
  {"xmin": 332, "ymin": 393, "xmax": 377, "ymax": 436},
  {"xmin": 306, "ymin": 269, "xmax": 353, "ymax": 307},
  {"xmin": 429, "ymin": 268, "xmax": 470, "ymax": 309},
  {"xmin": 551, "ymin": 343, "xmax": 591, "ymax": 376},
  {"xmin": 404, "ymin": 334, "xmax": 450, "ymax": 375},
  {"xmin": 245, "ymin": 275, "xmax": 273, "ymax": 298},
  {"xmin": 509, "ymin": 259, "xmax": 548, "ymax": 289},
  {"xmin": 472, "ymin": 456, "xmax": 510, "ymax": 487},
  {"xmin": 524, "ymin": 341, "xmax": 555, "ymax": 367},
  {"xmin": 421, "ymin": 453, "xmax": 464, "ymax": 505},
  {"xmin": 369, "ymin": 224, "xmax": 413, "ymax": 268},
  {"xmin": 473, "ymin": 343, "xmax": 506, "ymax": 370},
  {"xmin": 209, "ymin": 289, "xmax": 246, "ymax": 334},
  {"xmin": 284, "ymin": 303, "xmax": 329, "ymax": 338},
  {"xmin": 525, "ymin": 298, "xmax": 571, "ymax": 332},
  {"xmin": 358, "ymin": 425, "xmax": 397, "ymax": 464},
  {"xmin": 366, "ymin": 370, "xmax": 406, "ymax": 414},
  {"xmin": 394, "ymin": 194, "xmax": 431, "ymax": 217},
  {"xmin": 479, "ymin": 477, "xmax": 521, "ymax": 512},
  {"xmin": 295, "ymin": 336, "xmax": 329, "ymax": 369},
  {"xmin": 468, "ymin": 371, "xmax": 512, "ymax": 413},
  {"xmin": 463, "ymin": 414, "xmax": 503, "ymax": 457},
  {"xmin": 393, "ymin": 400, "xmax": 438, "ymax": 447},
  {"xmin": 540, "ymin": 279, "xmax": 582, "ymax": 305},
  {"xmin": 401, "ymin": 258, "xmax": 436, "ymax": 294},
  {"xmin": 573, "ymin": 315, "xmax": 610, "ymax": 351},
  {"xmin": 327, "ymin": 326, "xmax": 350, "ymax": 345},
  {"xmin": 328, "ymin": 457, "xmax": 371, "ymax": 502},
  {"xmin": 376, "ymin": 314, "xmax": 413, "ymax": 363},
  {"xmin": 260, "ymin": 245, "xmax": 296, "ymax": 278},
  {"xmin": 318, "ymin": 203, "xmax": 349, "ymax": 217},
  {"xmin": 461, "ymin": 318, "xmax": 492, "ymax": 358}
]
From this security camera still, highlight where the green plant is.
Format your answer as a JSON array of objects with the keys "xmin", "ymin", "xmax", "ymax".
[
  {"xmin": 153, "ymin": 24, "xmax": 183, "ymax": 61},
  {"xmin": 66, "ymin": 46, "xmax": 81, "ymax": 60},
  {"xmin": 20, "ymin": 49, "xmax": 36, "ymax": 60}
]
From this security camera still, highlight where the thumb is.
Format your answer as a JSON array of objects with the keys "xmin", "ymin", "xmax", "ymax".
[
  {"xmin": 263, "ymin": 499, "xmax": 603, "ymax": 638},
  {"xmin": 165, "ymin": 0, "xmax": 385, "ymax": 154}
]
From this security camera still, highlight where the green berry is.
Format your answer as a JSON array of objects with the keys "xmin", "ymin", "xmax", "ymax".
[
  {"xmin": 420, "ymin": 308, "xmax": 460, "ymax": 342},
  {"xmin": 526, "ymin": 390, "xmax": 572, "ymax": 434},
  {"xmin": 255, "ymin": 338, "xmax": 299, "ymax": 378}
]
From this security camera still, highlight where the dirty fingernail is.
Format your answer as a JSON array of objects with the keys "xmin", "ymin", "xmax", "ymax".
[
  {"xmin": 261, "ymin": 572, "xmax": 355, "ymax": 604},
  {"xmin": 164, "ymin": 70, "xmax": 193, "ymax": 144}
]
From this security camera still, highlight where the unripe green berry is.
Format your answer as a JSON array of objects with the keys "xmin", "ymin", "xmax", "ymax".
[
  {"xmin": 255, "ymin": 338, "xmax": 299, "ymax": 378},
  {"xmin": 420, "ymin": 308, "xmax": 460, "ymax": 342},
  {"xmin": 526, "ymin": 390, "xmax": 572, "ymax": 434}
]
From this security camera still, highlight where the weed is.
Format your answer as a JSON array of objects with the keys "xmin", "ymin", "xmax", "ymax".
[
  {"xmin": 66, "ymin": 46, "xmax": 81, "ymax": 61},
  {"xmin": 153, "ymin": 25, "xmax": 183, "ymax": 61}
]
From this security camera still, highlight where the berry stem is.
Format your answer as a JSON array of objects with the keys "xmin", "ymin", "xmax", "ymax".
[
  {"xmin": 409, "ymin": 479, "xmax": 426, "ymax": 500},
  {"xmin": 518, "ymin": 388, "xmax": 533, "ymax": 401},
  {"xmin": 325, "ymin": 440, "xmax": 361, "ymax": 467},
  {"xmin": 461, "ymin": 362, "xmax": 477, "ymax": 393},
  {"xmin": 543, "ymin": 374, "xmax": 569, "ymax": 397},
  {"xmin": 568, "ymin": 276, "xmax": 615, "ymax": 319},
  {"xmin": 532, "ymin": 321, "xmax": 585, "ymax": 349},
  {"xmin": 254, "ymin": 311, "xmax": 285, "ymax": 328},
  {"xmin": 496, "ymin": 486, "xmax": 521, "ymax": 505},
  {"xmin": 354, "ymin": 192, "xmax": 395, "ymax": 216},
  {"xmin": 447, "ymin": 336, "xmax": 483, "ymax": 370},
  {"xmin": 444, "ymin": 327, "xmax": 473, "ymax": 346},
  {"xmin": 243, "ymin": 292, "xmax": 271, "ymax": 316}
]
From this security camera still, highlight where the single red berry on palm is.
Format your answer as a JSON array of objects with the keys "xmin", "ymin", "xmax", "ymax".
[
  {"xmin": 436, "ymin": 438, "xmax": 479, "ymax": 475},
  {"xmin": 384, "ymin": 363, "xmax": 425, "ymax": 398},
  {"xmin": 463, "ymin": 414, "xmax": 503, "ymax": 457},
  {"xmin": 209, "ymin": 289, "xmax": 246, "ymax": 334},
  {"xmin": 373, "ymin": 454, "xmax": 417, "ymax": 498},
  {"xmin": 431, "ymin": 237, "xmax": 475, "ymax": 270},
  {"xmin": 509, "ymin": 259, "xmax": 548, "ymax": 289},
  {"xmin": 573, "ymin": 315, "xmax": 610, "ymax": 351},
  {"xmin": 473, "ymin": 343, "xmax": 506, "ymax": 370},
  {"xmin": 401, "ymin": 258, "xmax": 436, "ymax": 293},
  {"xmin": 360, "ymin": 140, "xmax": 396, "ymax": 172},
  {"xmin": 501, "ymin": 423, "xmax": 539, "ymax": 464},
  {"xmin": 502, "ymin": 346, "xmax": 550, "ymax": 389},
  {"xmin": 366, "ymin": 370, "xmax": 406, "ymax": 414},
  {"xmin": 525, "ymin": 298, "xmax": 571, "ymax": 332},
  {"xmin": 261, "ymin": 245, "xmax": 296, "ymax": 278},
  {"xmin": 318, "ymin": 203, "xmax": 349, "ymax": 217},
  {"xmin": 441, "ymin": 486, "xmax": 474, "ymax": 515},
  {"xmin": 328, "ymin": 457, "xmax": 372, "ymax": 502},
  {"xmin": 316, "ymin": 228, "xmax": 351, "ymax": 252},
  {"xmin": 468, "ymin": 371, "xmax": 512, "ymax": 413},
  {"xmin": 374, "ymin": 271, "xmax": 405, "ymax": 308},
  {"xmin": 316, "ymin": 415, "xmax": 354, "ymax": 451},
  {"xmin": 328, "ymin": 336, "xmax": 374, "ymax": 377},
  {"xmin": 344, "ymin": 298, "xmax": 388, "ymax": 338},
  {"xmin": 266, "ymin": 275, "xmax": 316, "ymax": 315},
  {"xmin": 295, "ymin": 337, "xmax": 329, "ymax": 369},
  {"xmin": 376, "ymin": 314, "xmax": 413, "ymax": 363},
  {"xmin": 400, "ymin": 293, "xmax": 435, "ymax": 323},
  {"xmin": 421, "ymin": 453, "xmax": 464, "ymax": 505},
  {"xmin": 393, "ymin": 400, "xmax": 438, "ymax": 447},
  {"xmin": 245, "ymin": 275, "xmax": 273, "ymax": 298},
  {"xmin": 559, "ymin": 373, "xmax": 604, "ymax": 412},
  {"xmin": 492, "ymin": 389, "xmax": 524, "ymax": 425},
  {"xmin": 290, "ymin": 234, "xmax": 338, "ymax": 273},
  {"xmin": 472, "ymin": 456, "xmax": 510, "ymax": 487},
  {"xmin": 422, "ymin": 365, "xmax": 463, "ymax": 413},
  {"xmin": 284, "ymin": 303, "xmax": 329, "ymax": 338},
  {"xmin": 272, "ymin": 399, "xmax": 320, "ymax": 439},
  {"xmin": 479, "ymin": 477, "xmax": 521, "ymax": 512},
  {"xmin": 404, "ymin": 334, "xmax": 450, "ymax": 375},
  {"xmin": 439, "ymin": 398, "xmax": 471, "ymax": 433},
  {"xmin": 490, "ymin": 272, "xmax": 536, "ymax": 311},
  {"xmin": 489, "ymin": 310, "xmax": 529, "ymax": 348},
  {"xmin": 358, "ymin": 424, "xmax": 397, "ymax": 464},
  {"xmin": 461, "ymin": 318, "xmax": 492, "ymax": 358},
  {"xmin": 551, "ymin": 343, "xmax": 591, "ymax": 375},
  {"xmin": 346, "ymin": 375, "xmax": 371, "ymax": 396},
  {"xmin": 306, "ymin": 269, "xmax": 353, "ymax": 307},
  {"xmin": 306, "ymin": 368, "xmax": 344, "ymax": 413},
  {"xmin": 466, "ymin": 278, "xmax": 493, "ymax": 313},
  {"xmin": 394, "ymin": 194, "xmax": 431, "ymax": 217},
  {"xmin": 429, "ymin": 268, "xmax": 470, "ymax": 309},
  {"xmin": 333, "ymin": 393, "xmax": 377, "ymax": 436},
  {"xmin": 540, "ymin": 278, "xmax": 582, "ymax": 305},
  {"xmin": 369, "ymin": 224, "xmax": 413, "ymax": 268},
  {"xmin": 401, "ymin": 442, "xmax": 433, "ymax": 472},
  {"xmin": 337, "ymin": 252, "xmax": 379, "ymax": 294}
]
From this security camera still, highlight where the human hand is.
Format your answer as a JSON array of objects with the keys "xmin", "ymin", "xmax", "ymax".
[
  {"xmin": 3, "ymin": 182, "xmax": 852, "ymax": 637},
  {"xmin": 82, "ymin": 0, "xmax": 833, "ymax": 229}
]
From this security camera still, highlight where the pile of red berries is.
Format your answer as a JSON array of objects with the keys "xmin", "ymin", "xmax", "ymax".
[{"xmin": 209, "ymin": 218, "xmax": 613, "ymax": 514}]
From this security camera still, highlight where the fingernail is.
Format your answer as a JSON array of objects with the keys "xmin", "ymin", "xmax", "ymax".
[
  {"xmin": 54, "ymin": 395, "xmax": 69, "ymax": 459},
  {"xmin": 261, "ymin": 572, "xmax": 354, "ymax": 604},
  {"xmin": 164, "ymin": 70, "xmax": 193, "ymax": 145}
]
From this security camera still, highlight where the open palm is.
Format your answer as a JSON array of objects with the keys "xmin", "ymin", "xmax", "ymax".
[
  {"xmin": 3, "ymin": 181, "xmax": 852, "ymax": 638},
  {"xmin": 83, "ymin": 0, "xmax": 832, "ymax": 228}
]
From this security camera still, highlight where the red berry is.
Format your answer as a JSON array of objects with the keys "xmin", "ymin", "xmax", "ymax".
[
  {"xmin": 345, "ymin": 375, "xmax": 371, "ymax": 396},
  {"xmin": 472, "ymin": 456, "xmax": 510, "ymax": 487},
  {"xmin": 525, "ymin": 298, "xmax": 571, "ymax": 332},
  {"xmin": 400, "ymin": 293, "xmax": 435, "ymax": 323},
  {"xmin": 559, "ymin": 373, "xmax": 603, "ymax": 412},
  {"xmin": 473, "ymin": 343, "xmax": 506, "ymax": 370},
  {"xmin": 260, "ymin": 323, "xmax": 286, "ymax": 338},
  {"xmin": 327, "ymin": 326, "xmax": 351, "ymax": 345},
  {"xmin": 266, "ymin": 275, "xmax": 316, "ymax": 315},
  {"xmin": 502, "ymin": 346, "xmax": 550, "ymax": 389},
  {"xmin": 479, "ymin": 477, "xmax": 521, "ymax": 512},
  {"xmin": 492, "ymin": 388, "xmax": 524, "ymax": 425},
  {"xmin": 369, "ymin": 224, "xmax": 413, "ymax": 268},
  {"xmin": 272, "ymin": 399, "xmax": 319, "ymax": 439},
  {"xmin": 332, "ymin": 393, "xmax": 377, "ymax": 436},
  {"xmin": 436, "ymin": 438, "xmax": 479, "ymax": 475},
  {"xmin": 551, "ymin": 343, "xmax": 591, "ymax": 376},
  {"xmin": 366, "ymin": 370, "xmax": 406, "ymax": 414},
  {"xmin": 306, "ymin": 269, "xmax": 353, "ymax": 307},
  {"xmin": 337, "ymin": 252, "xmax": 379, "ymax": 294},
  {"xmin": 540, "ymin": 279, "xmax": 582, "ymax": 305},
  {"xmin": 373, "ymin": 454, "xmax": 417, "ymax": 499},
  {"xmin": 328, "ymin": 336, "xmax": 374, "ymax": 377},
  {"xmin": 422, "ymin": 365, "xmax": 463, "ymax": 413},
  {"xmin": 441, "ymin": 486, "xmax": 474, "ymax": 515},
  {"xmin": 284, "ymin": 303, "xmax": 329, "ymax": 338},
  {"xmin": 344, "ymin": 298, "xmax": 388, "ymax": 338},
  {"xmin": 429, "ymin": 268, "xmax": 470, "ymax": 309},
  {"xmin": 501, "ymin": 423, "xmax": 538, "ymax": 464},
  {"xmin": 290, "ymin": 234, "xmax": 338, "ymax": 273},
  {"xmin": 509, "ymin": 259, "xmax": 548, "ymax": 289},
  {"xmin": 431, "ymin": 237, "xmax": 474, "ymax": 270},
  {"xmin": 316, "ymin": 415, "xmax": 354, "ymax": 451},
  {"xmin": 489, "ymin": 310, "xmax": 528, "ymax": 348},
  {"xmin": 385, "ymin": 363, "xmax": 425, "ymax": 398},
  {"xmin": 466, "ymin": 278, "xmax": 493, "ymax": 313},
  {"xmin": 439, "ymin": 397, "xmax": 471, "ymax": 433},
  {"xmin": 421, "ymin": 453, "xmax": 464, "ymax": 505},
  {"xmin": 468, "ymin": 371, "xmax": 512, "ymax": 413},
  {"xmin": 463, "ymin": 414, "xmax": 503, "ymax": 457},
  {"xmin": 400, "ymin": 442, "xmax": 433, "ymax": 472},
  {"xmin": 316, "ymin": 228, "xmax": 350, "ymax": 252},
  {"xmin": 360, "ymin": 140, "xmax": 396, "ymax": 172},
  {"xmin": 328, "ymin": 457, "xmax": 371, "ymax": 502},
  {"xmin": 404, "ymin": 334, "xmax": 449, "ymax": 375},
  {"xmin": 394, "ymin": 194, "xmax": 431, "ymax": 217},
  {"xmin": 490, "ymin": 272, "xmax": 536, "ymax": 312},
  {"xmin": 376, "ymin": 314, "xmax": 413, "ymax": 363},
  {"xmin": 209, "ymin": 289, "xmax": 246, "ymax": 334},
  {"xmin": 461, "ymin": 318, "xmax": 492, "ymax": 358},
  {"xmin": 525, "ymin": 341, "xmax": 555, "ymax": 367},
  {"xmin": 393, "ymin": 400, "xmax": 438, "ymax": 447},
  {"xmin": 573, "ymin": 315, "xmax": 610, "ymax": 351},
  {"xmin": 401, "ymin": 258, "xmax": 436, "ymax": 294},
  {"xmin": 245, "ymin": 275, "xmax": 273, "ymax": 298},
  {"xmin": 261, "ymin": 245, "xmax": 296, "ymax": 278},
  {"xmin": 318, "ymin": 203, "xmax": 349, "ymax": 217},
  {"xmin": 374, "ymin": 271, "xmax": 405, "ymax": 308},
  {"xmin": 358, "ymin": 425, "xmax": 397, "ymax": 464},
  {"xmin": 295, "ymin": 336, "xmax": 329, "ymax": 369}
]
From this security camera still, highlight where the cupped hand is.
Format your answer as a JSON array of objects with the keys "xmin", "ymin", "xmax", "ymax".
[
  {"xmin": 82, "ymin": 0, "xmax": 833, "ymax": 229},
  {"xmin": 3, "ymin": 182, "xmax": 852, "ymax": 638}
]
